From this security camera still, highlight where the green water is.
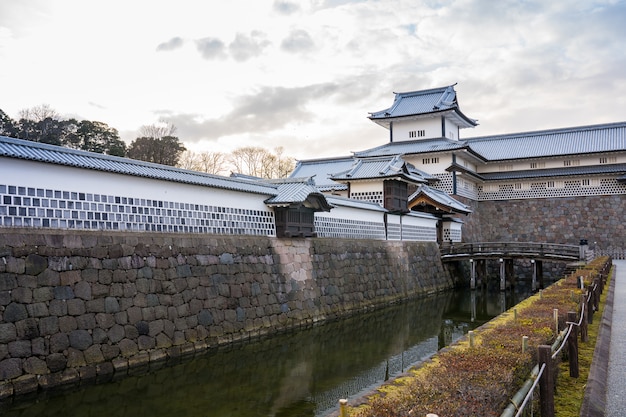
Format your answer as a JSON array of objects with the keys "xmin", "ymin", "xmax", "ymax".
[{"xmin": 1, "ymin": 286, "xmax": 532, "ymax": 417}]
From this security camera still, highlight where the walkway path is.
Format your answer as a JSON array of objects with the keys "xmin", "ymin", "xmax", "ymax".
[{"xmin": 605, "ymin": 259, "xmax": 626, "ymax": 416}]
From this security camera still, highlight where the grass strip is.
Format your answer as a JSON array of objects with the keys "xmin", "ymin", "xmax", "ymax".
[{"xmin": 345, "ymin": 257, "xmax": 610, "ymax": 417}]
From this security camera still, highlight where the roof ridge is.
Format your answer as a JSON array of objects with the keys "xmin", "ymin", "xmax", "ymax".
[{"xmin": 466, "ymin": 121, "xmax": 626, "ymax": 142}]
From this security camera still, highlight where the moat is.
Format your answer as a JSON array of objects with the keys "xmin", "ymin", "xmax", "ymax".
[{"xmin": 1, "ymin": 285, "xmax": 535, "ymax": 417}]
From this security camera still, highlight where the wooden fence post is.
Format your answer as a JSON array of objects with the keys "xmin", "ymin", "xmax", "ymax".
[
  {"xmin": 587, "ymin": 285, "xmax": 594, "ymax": 324},
  {"xmin": 538, "ymin": 345, "xmax": 555, "ymax": 417},
  {"xmin": 580, "ymin": 294, "xmax": 588, "ymax": 343},
  {"xmin": 567, "ymin": 311, "xmax": 579, "ymax": 378}
]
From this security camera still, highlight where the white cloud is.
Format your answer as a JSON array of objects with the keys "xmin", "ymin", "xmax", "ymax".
[{"xmin": 1, "ymin": 0, "xmax": 625, "ymax": 160}]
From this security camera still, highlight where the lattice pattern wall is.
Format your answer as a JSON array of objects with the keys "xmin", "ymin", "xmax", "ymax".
[
  {"xmin": 314, "ymin": 217, "xmax": 386, "ymax": 240},
  {"xmin": 402, "ymin": 225, "xmax": 437, "ymax": 241},
  {"xmin": 443, "ymin": 227, "xmax": 461, "ymax": 242},
  {"xmin": 0, "ymin": 184, "xmax": 276, "ymax": 236},
  {"xmin": 477, "ymin": 177, "xmax": 626, "ymax": 201},
  {"xmin": 456, "ymin": 177, "xmax": 479, "ymax": 200},
  {"xmin": 387, "ymin": 223, "xmax": 401, "ymax": 240},
  {"xmin": 350, "ymin": 191, "xmax": 384, "ymax": 206},
  {"xmin": 431, "ymin": 173, "xmax": 454, "ymax": 194}
]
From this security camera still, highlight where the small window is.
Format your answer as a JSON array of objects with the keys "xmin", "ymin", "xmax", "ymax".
[{"xmin": 409, "ymin": 131, "xmax": 416, "ymax": 138}]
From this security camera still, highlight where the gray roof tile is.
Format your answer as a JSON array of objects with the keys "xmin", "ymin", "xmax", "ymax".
[
  {"xmin": 467, "ymin": 122, "xmax": 626, "ymax": 161},
  {"xmin": 0, "ymin": 135, "xmax": 279, "ymax": 196}
]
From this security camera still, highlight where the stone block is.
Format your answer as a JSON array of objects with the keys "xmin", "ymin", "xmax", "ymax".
[
  {"xmin": 60, "ymin": 270, "xmax": 81, "ymax": 286},
  {"xmin": 104, "ymin": 297, "xmax": 120, "ymax": 313},
  {"xmin": 85, "ymin": 298, "xmax": 106, "ymax": 313},
  {"xmin": 33, "ymin": 286, "xmax": 54, "ymax": 303},
  {"xmin": 137, "ymin": 335, "xmax": 155, "ymax": 350},
  {"xmin": 38, "ymin": 316, "xmax": 59, "ymax": 336},
  {"xmin": 37, "ymin": 269, "xmax": 60, "ymax": 287},
  {"xmin": 8, "ymin": 340, "xmax": 31, "ymax": 358},
  {"xmin": 26, "ymin": 302, "xmax": 48, "ymax": 318},
  {"xmin": 16, "ymin": 318, "xmax": 39, "ymax": 339},
  {"xmin": 23, "ymin": 357, "xmax": 48, "ymax": 375},
  {"xmin": 46, "ymin": 353, "xmax": 67, "ymax": 372},
  {"xmin": 76, "ymin": 313, "xmax": 96, "ymax": 330},
  {"xmin": 84, "ymin": 345, "xmax": 104, "ymax": 365},
  {"xmin": 95, "ymin": 313, "xmax": 115, "ymax": 329},
  {"xmin": 107, "ymin": 324, "xmax": 125, "ymax": 343},
  {"xmin": 49, "ymin": 333, "xmax": 69, "ymax": 353},
  {"xmin": 0, "ymin": 358, "xmax": 22, "ymax": 380},
  {"xmin": 124, "ymin": 325, "xmax": 139, "ymax": 339},
  {"xmin": 69, "ymin": 329, "xmax": 92, "ymax": 350},
  {"xmin": 53, "ymin": 286, "xmax": 74, "ymax": 300},
  {"xmin": 101, "ymin": 344, "xmax": 120, "ymax": 361},
  {"xmin": 74, "ymin": 281, "xmax": 92, "ymax": 300},
  {"xmin": 118, "ymin": 339, "xmax": 138, "ymax": 358},
  {"xmin": 92, "ymin": 328, "xmax": 108, "ymax": 344},
  {"xmin": 0, "ymin": 323, "xmax": 17, "ymax": 343},
  {"xmin": 0, "ymin": 274, "xmax": 18, "ymax": 291},
  {"xmin": 66, "ymin": 298, "xmax": 86, "ymax": 316},
  {"xmin": 12, "ymin": 374, "xmax": 38, "ymax": 395},
  {"xmin": 4, "ymin": 302, "xmax": 27, "ymax": 322},
  {"xmin": 66, "ymin": 348, "xmax": 86, "ymax": 367},
  {"xmin": 49, "ymin": 299, "xmax": 68, "ymax": 316},
  {"xmin": 24, "ymin": 254, "xmax": 47, "ymax": 276}
]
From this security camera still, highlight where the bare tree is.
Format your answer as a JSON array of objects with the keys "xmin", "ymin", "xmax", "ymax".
[
  {"xmin": 230, "ymin": 146, "xmax": 295, "ymax": 179},
  {"xmin": 139, "ymin": 121, "xmax": 177, "ymax": 139},
  {"xmin": 198, "ymin": 151, "xmax": 228, "ymax": 175},
  {"xmin": 18, "ymin": 104, "xmax": 59, "ymax": 122}
]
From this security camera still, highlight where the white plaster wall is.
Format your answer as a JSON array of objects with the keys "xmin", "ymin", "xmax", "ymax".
[
  {"xmin": 1, "ymin": 158, "xmax": 272, "ymax": 211},
  {"xmin": 349, "ymin": 181, "xmax": 383, "ymax": 194},
  {"xmin": 392, "ymin": 117, "xmax": 443, "ymax": 142},
  {"xmin": 315, "ymin": 204, "xmax": 384, "ymax": 223}
]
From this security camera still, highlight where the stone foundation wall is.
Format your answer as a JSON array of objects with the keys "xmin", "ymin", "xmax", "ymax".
[
  {"xmin": 0, "ymin": 229, "xmax": 451, "ymax": 397},
  {"xmin": 458, "ymin": 195, "xmax": 625, "ymax": 250}
]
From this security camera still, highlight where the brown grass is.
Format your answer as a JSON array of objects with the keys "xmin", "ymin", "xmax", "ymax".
[{"xmin": 348, "ymin": 257, "xmax": 610, "ymax": 417}]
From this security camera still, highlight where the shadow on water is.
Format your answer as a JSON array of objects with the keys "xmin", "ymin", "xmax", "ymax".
[{"xmin": 1, "ymin": 285, "xmax": 537, "ymax": 417}]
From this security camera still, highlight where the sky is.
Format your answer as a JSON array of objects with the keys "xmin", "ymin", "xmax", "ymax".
[{"xmin": 1, "ymin": 0, "xmax": 626, "ymax": 161}]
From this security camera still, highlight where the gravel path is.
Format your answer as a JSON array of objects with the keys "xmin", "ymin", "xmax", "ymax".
[{"xmin": 605, "ymin": 260, "xmax": 626, "ymax": 417}]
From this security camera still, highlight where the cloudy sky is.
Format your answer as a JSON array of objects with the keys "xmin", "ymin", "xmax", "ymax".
[{"xmin": 1, "ymin": 0, "xmax": 625, "ymax": 160}]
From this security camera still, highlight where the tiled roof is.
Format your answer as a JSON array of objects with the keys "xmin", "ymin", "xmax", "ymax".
[
  {"xmin": 409, "ymin": 185, "xmax": 472, "ymax": 214},
  {"xmin": 368, "ymin": 85, "xmax": 477, "ymax": 128},
  {"xmin": 353, "ymin": 138, "xmax": 467, "ymax": 158},
  {"xmin": 480, "ymin": 163, "xmax": 626, "ymax": 181},
  {"xmin": 289, "ymin": 156, "xmax": 354, "ymax": 190},
  {"xmin": 330, "ymin": 155, "xmax": 427, "ymax": 184},
  {"xmin": 324, "ymin": 195, "xmax": 387, "ymax": 212},
  {"xmin": 0, "ymin": 135, "xmax": 279, "ymax": 196},
  {"xmin": 466, "ymin": 122, "xmax": 626, "ymax": 161}
]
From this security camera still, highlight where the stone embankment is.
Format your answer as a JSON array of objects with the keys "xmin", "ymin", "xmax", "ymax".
[{"xmin": 0, "ymin": 229, "xmax": 451, "ymax": 397}]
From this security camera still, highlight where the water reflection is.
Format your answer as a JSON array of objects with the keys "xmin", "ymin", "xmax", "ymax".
[{"xmin": 2, "ymin": 286, "xmax": 535, "ymax": 417}]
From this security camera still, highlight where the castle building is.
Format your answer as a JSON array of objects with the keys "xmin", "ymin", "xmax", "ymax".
[
  {"xmin": 2, "ymin": 84, "xmax": 625, "ymax": 247},
  {"xmin": 291, "ymin": 84, "xmax": 626, "ymax": 247}
]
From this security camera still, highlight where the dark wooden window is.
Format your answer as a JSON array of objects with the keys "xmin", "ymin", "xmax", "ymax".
[
  {"xmin": 274, "ymin": 207, "xmax": 316, "ymax": 237},
  {"xmin": 384, "ymin": 180, "xmax": 408, "ymax": 213}
]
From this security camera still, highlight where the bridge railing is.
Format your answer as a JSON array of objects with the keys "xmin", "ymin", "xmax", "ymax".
[{"xmin": 440, "ymin": 241, "xmax": 581, "ymax": 260}]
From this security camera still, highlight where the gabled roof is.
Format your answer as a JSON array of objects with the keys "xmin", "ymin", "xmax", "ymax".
[
  {"xmin": 409, "ymin": 185, "xmax": 472, "ymax": 215},
  {"xmin": 329, "ymin": 155, "xmax": 428, "ymax": 184},
  {"xmin": 466, "ymin": 122, "xmax": 626, "ymax": 161},
  {"xmin": 353, "ymin": 138, "xmax": 467, "ymax": 158},
  {"xmin": 324, "ymin": 195, "xmax": 388, "ymax": 212},
  {"xmin": 368, "ymin": 85, "xmax": 477, "ymax": 129},
  {"xmin": 289, "ymin": 156, "xmax": 354, "ymax": 191},
  {"xmin": 264, "ymin": 178, "xmax": 333, "ymax": 211}
]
